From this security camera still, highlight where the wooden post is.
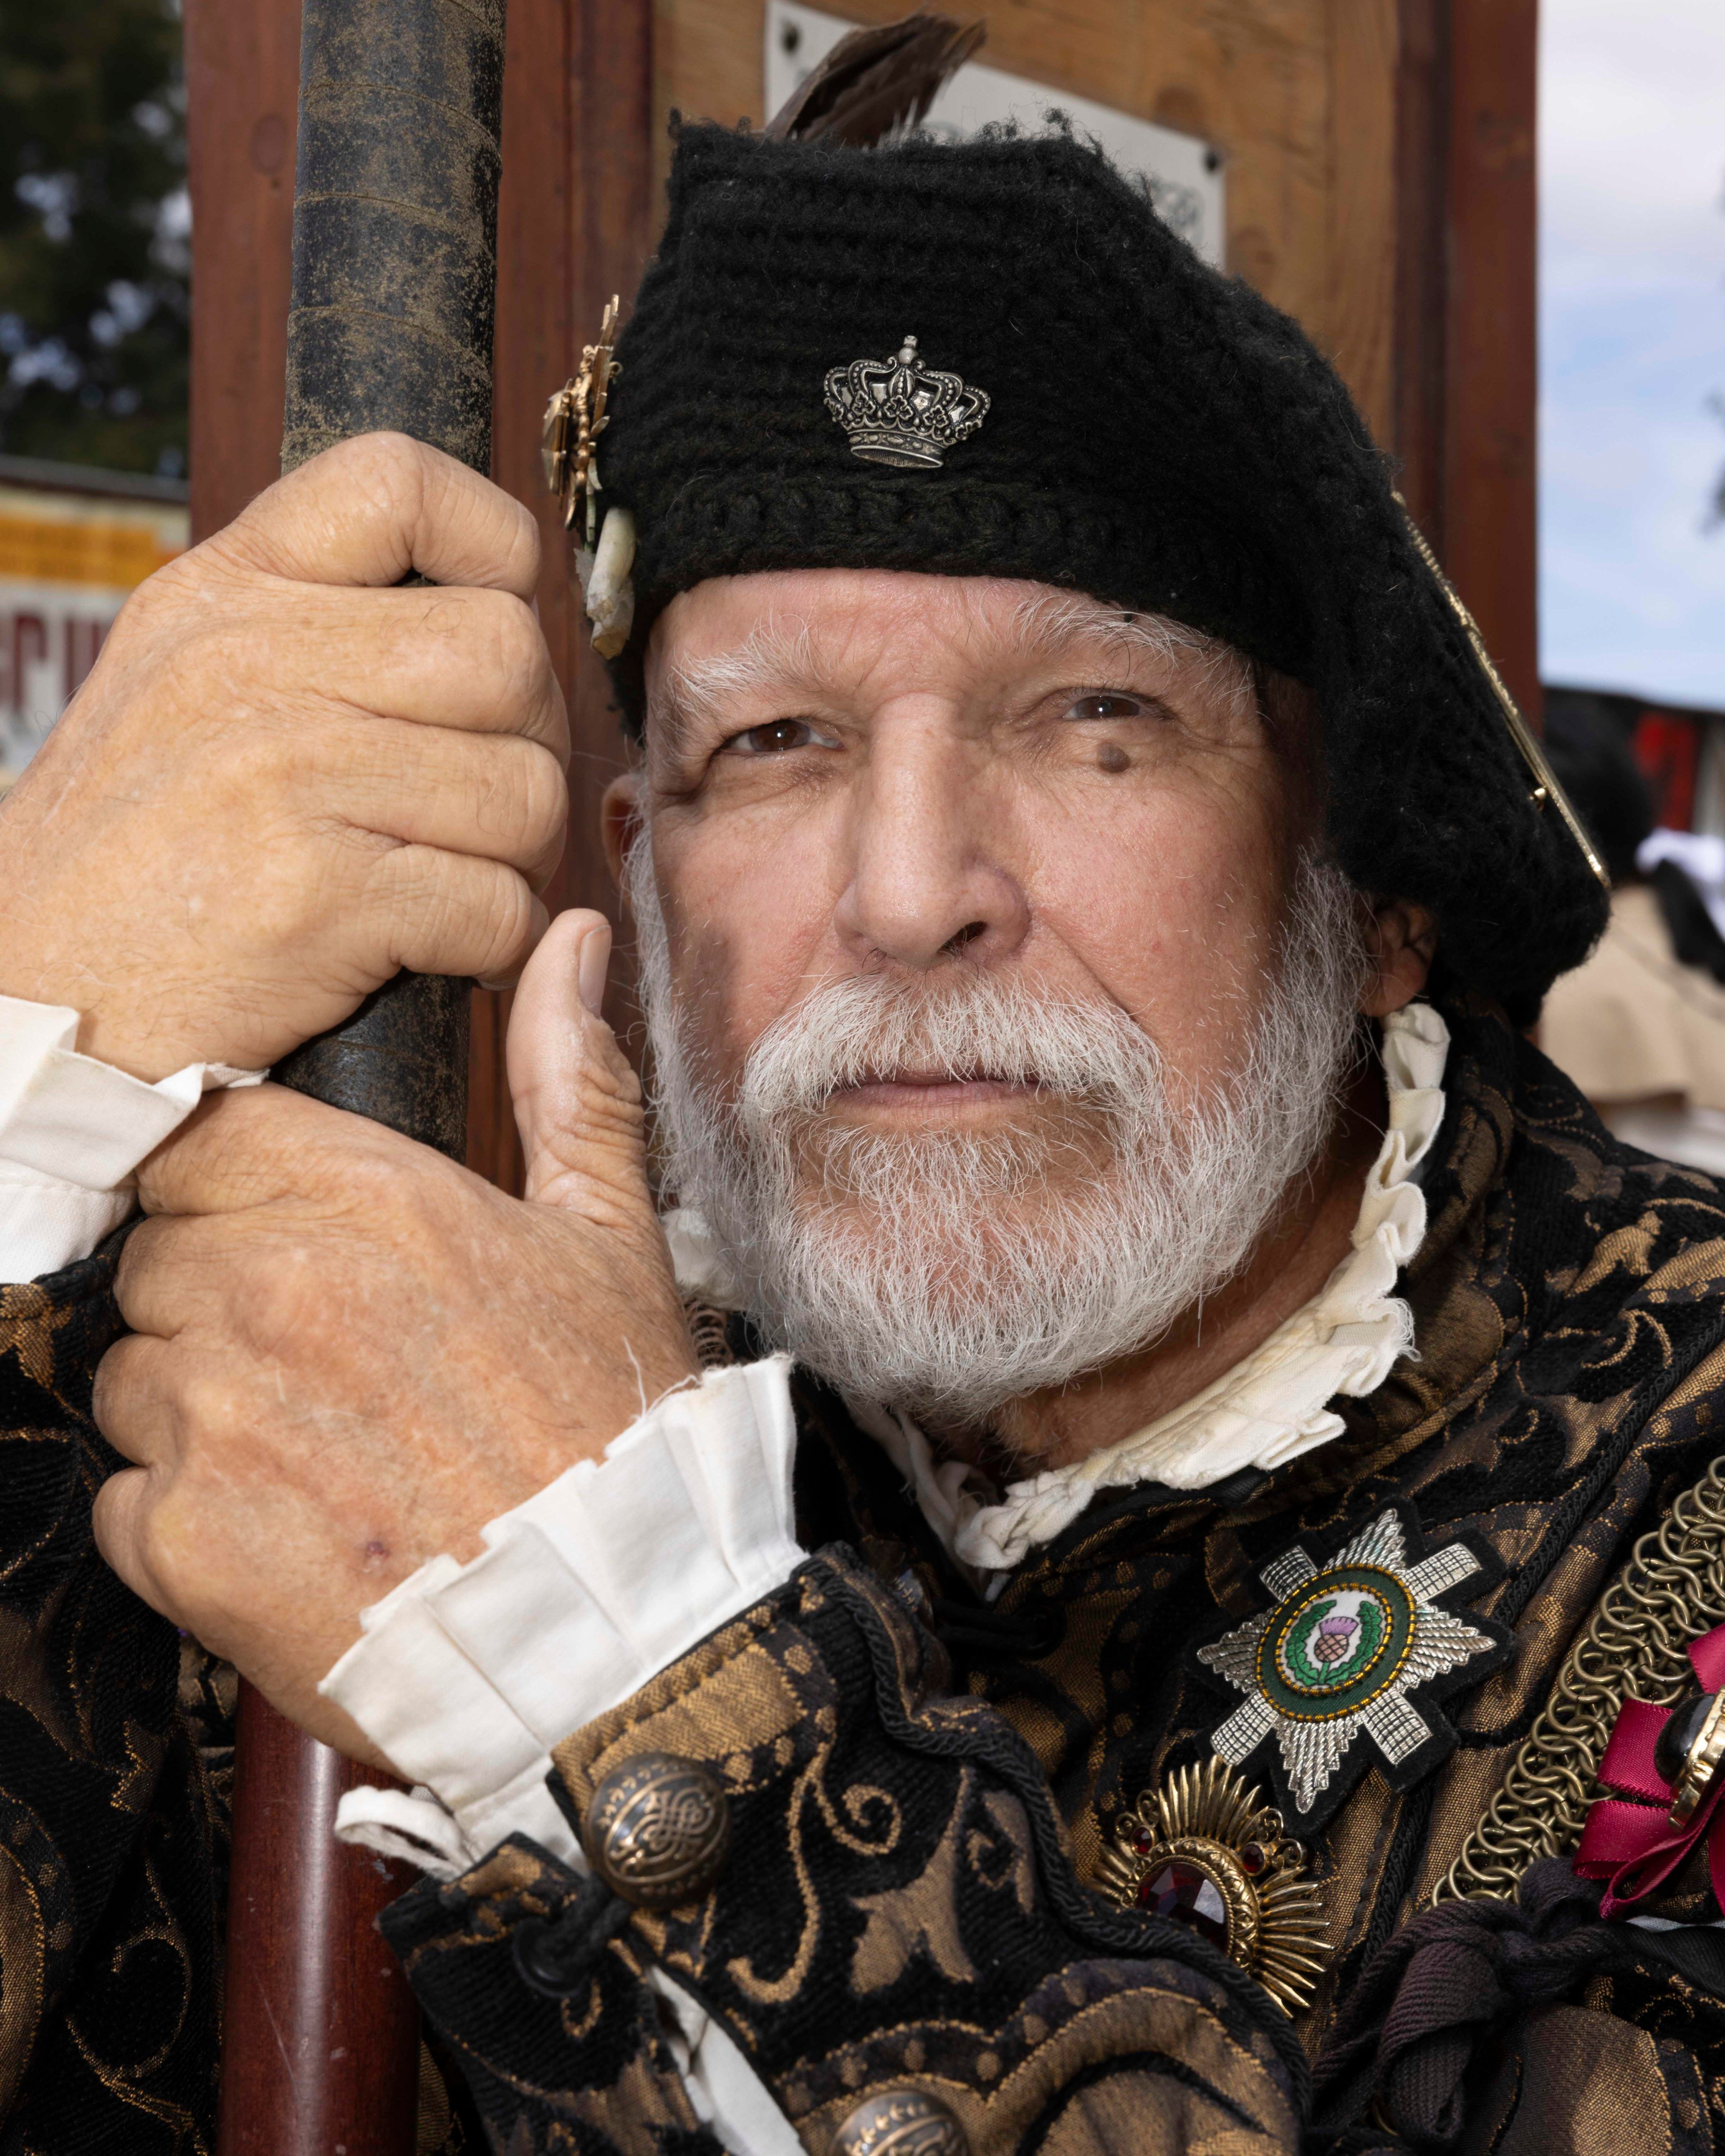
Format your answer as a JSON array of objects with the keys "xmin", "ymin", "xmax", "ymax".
[
  {"xmin": 204, "ymin": 0, "xmax": 513, "ymax": 2140},
  {"xmin": 1394, "ymin": 0, "xmax": 1540, "ymax": 717},
  {"xmin": 215, "ymin": 1691, "xmax": 420, "ymax": 2154},
  {"xmin": 185, "ymin": 9, "xmax": 420, "ymax": 2145}
]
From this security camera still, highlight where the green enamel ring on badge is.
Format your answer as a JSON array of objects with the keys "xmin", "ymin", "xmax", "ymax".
[{"xmin": 1255, "ymin": 1565, "xmax": 1417, "ymax": 1722}]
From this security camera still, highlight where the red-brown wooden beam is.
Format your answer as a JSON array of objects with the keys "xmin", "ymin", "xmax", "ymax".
[
  {"xmin": 1395, "ymin": 0, "xmax": 1540, "ymax": 721},
  {"xmin": 183, "ymin": 0, "xmax": 300, "ymax": 538}
]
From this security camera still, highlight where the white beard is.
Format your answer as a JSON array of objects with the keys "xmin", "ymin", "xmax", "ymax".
[{"xmin": 628, "ymin": 839, "xmax": 1368, "ymax": 1427}]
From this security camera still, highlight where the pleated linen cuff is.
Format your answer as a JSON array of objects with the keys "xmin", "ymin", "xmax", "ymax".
[
  {"xmin": 0, "ymin": 993, "xmax": 265, "ymax": 1281},
  {"xmin": 323, "ymin": 1355, "xmax": 805, "ymax": 1874}
]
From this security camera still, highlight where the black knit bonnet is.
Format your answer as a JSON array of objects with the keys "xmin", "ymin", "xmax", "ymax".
[{"xmin": 597, "ymin": 121, "xmax": 1607, "ymax": 1019}]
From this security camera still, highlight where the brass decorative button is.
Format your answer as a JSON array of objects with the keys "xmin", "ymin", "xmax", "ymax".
[
  {"xmin": 832, "ymin": 2090, "xmax": 966, "ymax": 2156},
  {"xmin": 583, "ymin": 1752, "xmax": 730, "ymax": 1908}
]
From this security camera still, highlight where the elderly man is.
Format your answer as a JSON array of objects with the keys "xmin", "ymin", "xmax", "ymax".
[{"xmin": 4, "ymin": 119, "xmax": 1725, "ymax": 2155}]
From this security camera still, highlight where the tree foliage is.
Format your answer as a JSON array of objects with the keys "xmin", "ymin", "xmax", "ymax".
[{"xmin": 0, "ymin": 0, "xmax": 187, "ymax": 475}]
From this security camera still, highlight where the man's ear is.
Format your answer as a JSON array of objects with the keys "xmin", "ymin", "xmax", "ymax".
[
  {"xmin": 601, "ymin": 772, "xmax": 645, "ymax": 891},
  {"xmin": 1361, "ymin": 897, "xmax": 1438, "ymax": 1017}
]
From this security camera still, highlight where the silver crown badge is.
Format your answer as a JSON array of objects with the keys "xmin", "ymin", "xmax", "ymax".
[{"xmin": 823, "ymin": 335, "xmax": 990, "ymax": 471}]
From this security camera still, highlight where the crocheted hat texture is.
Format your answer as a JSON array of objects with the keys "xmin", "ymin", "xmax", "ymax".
[{"xmin": 600, "ymin": 122, "xmax": 1607, "ymax": 1018}]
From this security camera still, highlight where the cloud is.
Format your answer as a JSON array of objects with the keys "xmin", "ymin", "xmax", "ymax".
[{"xmin": 1541, "ymin": 0, "xmax": 1725, "ymax": 704}]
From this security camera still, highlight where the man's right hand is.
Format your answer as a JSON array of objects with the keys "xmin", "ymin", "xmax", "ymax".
[{"xmin": 0, "ymin": 431, "xmax": 569, "ymax": 1082}]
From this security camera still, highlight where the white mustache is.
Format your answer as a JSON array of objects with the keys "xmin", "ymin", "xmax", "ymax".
[{"xmin": 738, "ymin": 970, "xmax": 1167, "ymax": 1130}]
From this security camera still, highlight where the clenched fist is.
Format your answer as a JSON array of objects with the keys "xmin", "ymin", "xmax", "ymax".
[
  {"xmin": 0, "ymin": 431, "xmax": 569, "ymax": 1081},
  {"xmin": 89, "ymin": 914, "xmax": 698, "ymax": 1762}
]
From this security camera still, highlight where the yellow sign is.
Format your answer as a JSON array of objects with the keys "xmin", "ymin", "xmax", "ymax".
[{"xmin": 0, "ymin": 509, "xmax": 179, "ymax": 588}]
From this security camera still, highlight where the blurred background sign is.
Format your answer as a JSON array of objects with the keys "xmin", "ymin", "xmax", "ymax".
[
  {"xmin": 762, "ymin": 0, "xmax": 1225, "ymax": 267},
  {"xmin": 0, "ymin": 454, "xmax": 186, "ymax": 793}
]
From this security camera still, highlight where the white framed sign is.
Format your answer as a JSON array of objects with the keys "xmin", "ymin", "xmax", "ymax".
[{"xmin": 763, "ymin": 0, "xmax": 1225, "ymax": 268}]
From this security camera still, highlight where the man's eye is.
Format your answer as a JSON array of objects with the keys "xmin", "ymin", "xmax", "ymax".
[
  {"xmin": 1066, "ymin": 693, "xmax": 1147, "ymax": 723},
  {"xmin": 726, "ymin": 718, "xmax": 823, "ymax": 756}
]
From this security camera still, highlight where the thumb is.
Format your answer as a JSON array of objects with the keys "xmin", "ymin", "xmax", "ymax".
[{"xmin": 506, "ymin": 908, "xmax": 650, "ymax": 1217}]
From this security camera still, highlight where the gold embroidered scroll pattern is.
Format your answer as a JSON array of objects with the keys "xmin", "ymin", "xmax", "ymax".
[
  {"xmin": 722, "ymin": 1745, "xmax": 902, "ymax": 2008},
  {"xmin": 1435, "ymin": 1452, "xmax": 1725, "ymax": 1902}
]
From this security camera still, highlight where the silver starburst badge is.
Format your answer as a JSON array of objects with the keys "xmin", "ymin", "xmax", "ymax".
[{"xmin": 1195, "ymin": 1504, "xmax": 1511, "ymax": 1835}]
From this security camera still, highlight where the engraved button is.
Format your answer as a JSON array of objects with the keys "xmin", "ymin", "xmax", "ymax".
[
  {"xmin": 584, "ymin": 1751, "xmax": 730, "ymax": 1908},
  {"xmin": 832, "ymin": 2089, "xmax": 966, "ymax": 2156}
]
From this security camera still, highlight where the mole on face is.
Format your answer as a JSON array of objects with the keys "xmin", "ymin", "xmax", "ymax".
[{"xmin": 1097, "ymin": 743, "xmax": 1130, "ymax": 775}]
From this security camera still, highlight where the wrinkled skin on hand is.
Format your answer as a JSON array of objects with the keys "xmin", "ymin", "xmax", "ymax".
[
  {"xmin": 0, "ymin": 431, "xmax": 570, "ymax": 1082},
  {"xmin": 91, "ymin": 915, "xmax": 697, "ymax": 1764}
]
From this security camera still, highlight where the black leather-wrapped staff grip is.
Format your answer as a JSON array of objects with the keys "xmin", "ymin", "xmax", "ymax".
[{"xmin": 271, "ymin": 0, "xmax": 508, "ymax": 1158}]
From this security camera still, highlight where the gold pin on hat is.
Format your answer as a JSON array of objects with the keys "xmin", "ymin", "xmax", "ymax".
[
  {"xmin": 543, "ymin": 296, "xmax": 622, "ymax": 544},
  {"xmin": 1394, "ymin": 496, "xmax": 1609, "ymax": 890}
]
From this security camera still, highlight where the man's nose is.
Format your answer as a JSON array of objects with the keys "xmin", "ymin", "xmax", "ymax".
[{"xmin": 832, "ymin": 709, "xmax": 1031, "ymax": 970}]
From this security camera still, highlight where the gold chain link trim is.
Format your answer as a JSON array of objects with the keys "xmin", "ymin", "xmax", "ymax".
[{"xmin": 1433, "ymin": 1454, "xmax": 1725, "ymax": 1902}]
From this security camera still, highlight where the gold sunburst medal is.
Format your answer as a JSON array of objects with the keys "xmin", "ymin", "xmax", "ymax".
[{"xmin": 1094, "ymin": 1755, "xmax": 1328, "ymax": 2014}]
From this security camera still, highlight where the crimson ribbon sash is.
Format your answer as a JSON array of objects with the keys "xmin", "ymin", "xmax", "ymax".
[{"xmin": 1574, "ymin": 1620, "xmax": 1725, "ymax": 1919}]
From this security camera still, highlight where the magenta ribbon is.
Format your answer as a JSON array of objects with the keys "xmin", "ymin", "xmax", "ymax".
[{"xmin": 1574, "ymin": 1621, "xmax": 1725, "ymax": 1918}]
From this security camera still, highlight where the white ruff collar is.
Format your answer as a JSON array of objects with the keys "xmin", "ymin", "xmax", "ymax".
[{"xmin": 664, "ymin": 1001, "xmax": 1451, "ymax": 1582}]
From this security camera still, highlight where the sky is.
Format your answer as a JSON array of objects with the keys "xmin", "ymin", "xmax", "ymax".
[{"xmin": 1540, "ymin": 0, "xmax": 1725, "ymax": 705}]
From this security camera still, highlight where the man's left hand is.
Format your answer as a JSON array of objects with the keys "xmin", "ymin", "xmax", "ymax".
[{"xmin": 89, "ymin": 912, "xmax": 699, "ymax": 1764}]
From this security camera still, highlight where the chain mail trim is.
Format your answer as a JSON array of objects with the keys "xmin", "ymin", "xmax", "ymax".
[{"xmin": 1433, "ymin": 1454, "xmax": 1725, "ymax": 1902}]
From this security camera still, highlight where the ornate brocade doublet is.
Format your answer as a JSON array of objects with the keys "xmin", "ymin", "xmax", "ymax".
[{"xmin": 9, "ymin": 998, "xmax": 1725, "ymax": 2152}]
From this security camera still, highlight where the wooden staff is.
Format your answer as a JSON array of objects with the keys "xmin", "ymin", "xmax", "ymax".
[{"xmin": 215, "ymin": 0, "xmax": 507, "ymax": 2146}]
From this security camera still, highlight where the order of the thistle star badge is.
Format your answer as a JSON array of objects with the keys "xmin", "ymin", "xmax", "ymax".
[{"xmin": 1192, "ymin": 1502, "xmax": 1514, "ymax": 1835}]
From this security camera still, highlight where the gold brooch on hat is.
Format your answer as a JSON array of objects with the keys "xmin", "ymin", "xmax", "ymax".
[
  {"xmin": 544, "ymin": 295, "xmax": 622, "ymax": 544},
  {"xmin": 544, "ymin": 298, "xmax": 636, "ymax": 657}
]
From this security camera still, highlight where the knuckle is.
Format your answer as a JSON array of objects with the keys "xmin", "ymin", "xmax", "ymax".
[
  {"xmin": 490, "ymin": 590, "xmax": 551, "ymax": 707},
  {"xmin": 478, "ymin": 739, "xmax": 566, "ymax": 863},
  {"xmin": 90, "ymin": 1335, "xmax": 142, "ymax": 1432},
  {"xmin": 506, "ymin": 494, "xmax": 542, "ymax": 585},
  {"xmin": 521, "ymin": 744, "xmax": 570, "ymax": 861},
  {"xmin": 230, "ymin": 1259, "xmax": 311, "ymax": 1354},
  {"xmin": 177, "ymin": 1362, "xmax": 242, "ymax": 1440},
  {"xmin": 89, "ymin": 1471, "xmax": 147, "ymax": 1579},
  {"xmin": 473, "ymin": 867, "xmax": 537, "ymax": 973},
  {"xmin": 336, "ymin": 428, "xmax": 426, "ymax": 490},
  {"xmin": 322, "ymin": 430, "xmax": 432, "ymax": 541}
]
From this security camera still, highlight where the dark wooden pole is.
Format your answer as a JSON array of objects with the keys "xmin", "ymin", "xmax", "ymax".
[
  {"xmin": 217, "ymin": 1690, "xmax": 421, "ymax": 2152},
  {"xmin": 216, "ymin": 0, "xmax": 508, "ymax": 2148}
]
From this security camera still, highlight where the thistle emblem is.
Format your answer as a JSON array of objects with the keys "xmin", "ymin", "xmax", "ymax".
[
  {"xmin": 1193, "ymin": 1503, "xmax": 1513, "ymax": 1835},
  {"xmin": 1094, "ymin": 1756, "xmax": 1327, "ymax": 2014},
  {"xmin": 823, "ymin": 334, "xmax": 989, "ymax": 470}
]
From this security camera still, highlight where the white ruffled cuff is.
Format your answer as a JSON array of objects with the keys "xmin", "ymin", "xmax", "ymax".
[
  {"xmin": 0, "ymin": 994, "xmax": 265, "ymax": 1280},
  {"xmin": 323, "ymin": 1355, "xmax": 805, "ymax": 1874}
]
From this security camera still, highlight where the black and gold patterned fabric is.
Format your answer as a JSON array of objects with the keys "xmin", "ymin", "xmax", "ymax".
[
  {"xmin": 0, "ymin": 1252, "xmax": 226, "ymax": 2152},
  {"xmin": 10, "ymin": 997, "xmax": 1725, "ymax": 2153}
]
